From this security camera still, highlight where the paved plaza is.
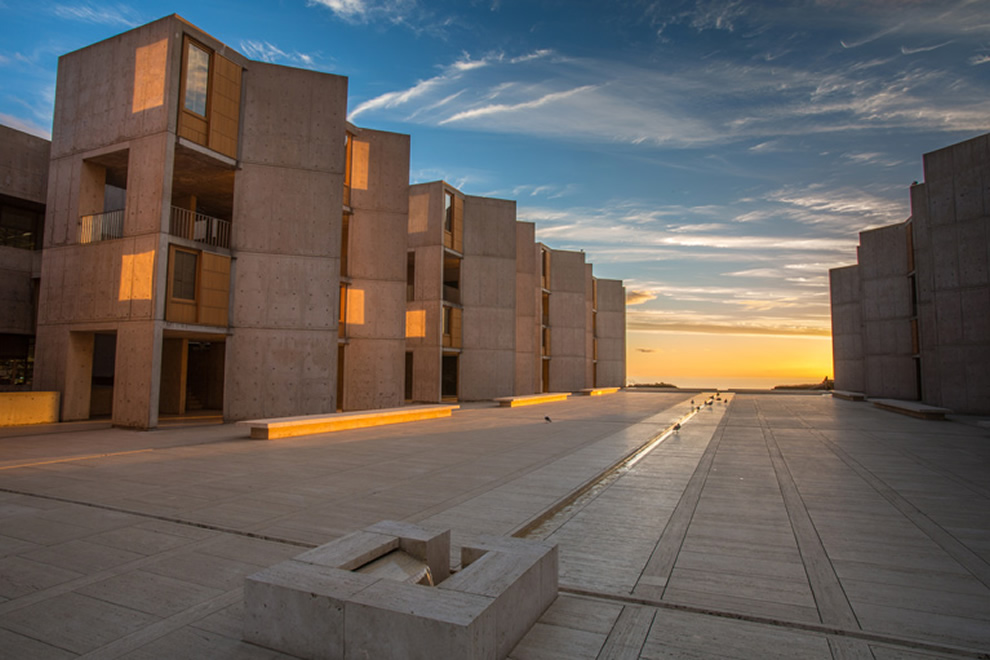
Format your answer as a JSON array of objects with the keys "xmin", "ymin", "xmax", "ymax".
[{"xmin": 1, "ymin": 391, "xmax": 988, "ymax": 658}]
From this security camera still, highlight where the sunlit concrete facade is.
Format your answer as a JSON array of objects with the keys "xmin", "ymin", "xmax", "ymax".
[
  {"xmin": 338, "ymin": 127, "xmax": 410, "ymax": 411},
  {"xmin": 0, "ymin": 126, "xmax": 49, "ymax": 389},
  {"xmin": 406, "ymin": 182, "xmax": 519, "ymax": 401},
  {"xmin": 829, "ymin": 133, "xmax": 990, "ymax": 414},
  {"xmin": 594, "ymin": 277, "xmax": 627, "ymax": 388},
  {"xmin": 546, "ymin": 248, "xmax": 589, "ymax": 392}
]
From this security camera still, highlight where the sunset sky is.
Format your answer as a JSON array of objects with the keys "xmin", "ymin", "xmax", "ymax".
[{"xmin": 3, "ymin": 0, "xmax": 988, "ymax": 387}]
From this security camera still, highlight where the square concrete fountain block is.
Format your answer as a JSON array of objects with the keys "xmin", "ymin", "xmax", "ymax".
[
  {"xmin": 243, "ymin": 521, "xmax": 558, "ymax": 660},
  {"xmin": 243, "ymin": 560, "xmax": 377, "ymax": 660}
]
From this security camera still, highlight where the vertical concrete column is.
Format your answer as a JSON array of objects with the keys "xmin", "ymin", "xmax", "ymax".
[
  {"xmin": 113, "ymin": 321, "xmax": 162, "ymax": 428},
  {"xmin": 342, "ymin": 128, "xmax": 410, "ymax": 411},
  {"xmin": 63, "ymin": 331, "xmax": 95, "ymax": 421},
  {"xmin": 514, "ymin": 223, "xmax": 539, "ymax": 395}
]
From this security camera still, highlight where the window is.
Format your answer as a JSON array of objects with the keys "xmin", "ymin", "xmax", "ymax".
[
  {"xmin": 0, "ymin": 201, "xmax": 43, "ymax": 250},
  {"xmin": 183, "ymin": 41, "xmax": 210, "ymax": 117},
  {"xmin": 172, "ymin": 249, "xmax": 198, "ymax": 301},
  {"xmin": 339, "ymin": 283, "xmax": 348, "ymax": 337},
  {"xmin": 444, "ymin": 191, "xmax": 454, "ymax": 233},
  {"xmin": 443, "ymin": 306, "xmax": 452, "ymax": 336},
  {"xmin": 178, "ymin": 36, "xmax": 241, "ymax": 159},
  {"xmin": 406, "ymin": 252, "xmax": 415, "ymax": 301}
]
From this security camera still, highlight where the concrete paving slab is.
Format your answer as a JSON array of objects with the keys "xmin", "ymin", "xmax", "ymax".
[{"xmin": 0, "ymin": 391, "xmax": 987, "ymax": 658}]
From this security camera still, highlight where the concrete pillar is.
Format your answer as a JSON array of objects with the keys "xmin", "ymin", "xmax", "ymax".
[
  {"xmin": 63, "ymin": 331, "xmax": 94, "ymax": 421},
  {"xmin": 112, "ymin": 321, "xmax": 162, "ymax": 428}
]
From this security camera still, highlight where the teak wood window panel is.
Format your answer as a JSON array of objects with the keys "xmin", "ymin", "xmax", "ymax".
[
  {"xmin": 166, "ymin": 245, "xmax": 231, "ymax": 327},
  {"xmin": 442, "ymin": 306, "xmax": 462, "ymax": 349},
  {"xmin": 442, "ymin": 190, "xmax": 464, "ymax": 253},
  {"xmin": 178, "ymin": 36, "xmax": 242, "ymax": 160}
]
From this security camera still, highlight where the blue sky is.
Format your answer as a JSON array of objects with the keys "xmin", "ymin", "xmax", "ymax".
[{"xmin": 2, "ymin": 0, "xmax": 988, "ymax": 385}]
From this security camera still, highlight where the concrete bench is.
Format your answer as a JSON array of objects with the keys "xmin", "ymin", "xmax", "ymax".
[
  {"xmin": 832, "ymin": 390, "xmax": 866, "ymax": 401},
  {"xmin": 0, "ymin": 392, "xmax": 60, "ymax": 427},
  {"xmin": 493, "ymin": 393, "xmax": 571, "ymax": 408},
  {"xmin": 871, "ymin": 399, "xmax": 951, "ymax": 421},
  {"xmin": 239, "ymin": 404, "xmax": 459, "ymax": 439},
  {"xmin": 578, "ymin": 387, "xmax": 621, "ymax": 396}
]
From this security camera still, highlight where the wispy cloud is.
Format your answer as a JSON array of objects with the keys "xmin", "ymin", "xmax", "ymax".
[
  {"xmin": 626, "ymin": 290, "xmax": 657, "ymax": 306},
  {"xmin": 901, "ymin": 40, "xmax": 953, "ymax": 55},
  {"xmin": 440, "ymin": 85, "xmax": 597, "ymax": 125},
  {"xmin": 0, "ymin": 112, "xmax": 50, "ymax": 139},
  {"xmin": 52, "ymin": 3, "xmax": 140, "ymax": 27},
  {"xmin": 347, "ymin": 38, "xmax": 990, "ymax": 148},
  {"xmin": 239, "ymin": 40, "xmax": 329, "ymax": 70}
]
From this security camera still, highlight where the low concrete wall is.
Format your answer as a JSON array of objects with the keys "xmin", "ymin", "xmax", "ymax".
[{"xmin": 0, "ymin": 392, "xmax": 60, "ymax": 426}]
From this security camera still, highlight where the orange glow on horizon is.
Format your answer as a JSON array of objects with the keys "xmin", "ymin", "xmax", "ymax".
[{"xmin": 626, "ymin": 330, "xmax": 833, "ymax": 388}]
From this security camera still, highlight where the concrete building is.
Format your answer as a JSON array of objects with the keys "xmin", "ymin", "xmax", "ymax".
[
  {"xmin": 405, "ymin": 183, "xmax": 625, "ymax": 401},
  {"xmin": 829, "ymin": 133, "xmax": 990, "ymax": 414},
  {"xmin": 28, "ymin": 15, "xmax": 399, "ymax": 428},
  {"xmin": 406, "ymin": 182, "xmax": 518, "ymax": 401},
  {"xmin": 0, "ymin": 126, "xmax": 49, "ymax": 390},
  {"xmin": 1, "ymin": 15, "xmax": 626, "ymax": 426}
]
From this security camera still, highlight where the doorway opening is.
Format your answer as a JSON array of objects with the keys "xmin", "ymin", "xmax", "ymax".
[{"xmin": 441, "ymin": 354, "xmax": 458, "ymax": 400}]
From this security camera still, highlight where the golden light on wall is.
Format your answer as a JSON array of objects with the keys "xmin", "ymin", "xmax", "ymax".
[
  {"xmin": 119, "ymin": 251, "xmax": 155, "ymax": 301},
  {"xmin": 351, "ymin": 140, "xmax": 370, "ymax": 191},
  {"xmin": 347, "ymin": 288, "xmax": 365, "ymax": 326},
  {"xmin": 405, "ymin": 310, "xmax": 426, "ymax": 338},
  {"xmin": 132, "ymin": 40, "xmax": 167, "ymax": 113}
]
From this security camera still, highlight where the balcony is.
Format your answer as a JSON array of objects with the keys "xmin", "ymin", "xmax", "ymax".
[
  {"xmin": 169, "ymin": 206, "xmax": 231, "ymax": 249},
  {"xmin": 79, "ymin": 210, "xmax": 124, "ymax": 244},
  {"xmin": 443, "ymin": 285, "xmax": 461, "ymax": 305}
]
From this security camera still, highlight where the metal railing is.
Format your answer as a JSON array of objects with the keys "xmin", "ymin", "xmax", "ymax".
[
  {"xmin": 169, "ymin": 206, "xmax": 231, "ymax": 249},
  {"xmin": 79, "ymin": 209, "xmax": 124, "ymax": 244}
]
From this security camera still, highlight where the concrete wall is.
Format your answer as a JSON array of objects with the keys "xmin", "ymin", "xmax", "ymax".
[
  {"xmin": 548, "ymin": 249, "xmax": 587, "ymax": 392},
  {"xmin": 49, "ymin": 17, "xmax": 176, "ymax": 161},
  {"xmin": 829, "ymin": 265, "xmax": 865, "ymax": 393},
  {"xmin": 460, "ymin": 195, "xmax": 516, "ymax": 400},
  {"xmin": 226, "ymin": 62, "xmax": 347, "ymax": 420},
  {"xmin": 342, "ymin": 128, "xmax": 409, "ymax": 410},
  {"xmin": 0, "ymin": 125, "xmax": 50, "ymax": 204},
  {"xmin": 595, "ymin": 278, "xmax": 626, "ymax": 387},
  {"xmin": 514, "ymin": 223, "xmax": 540, "ymax": 395},
  {"xmin": 857, "ymin": 222, "xmax": 916, "ymax": 400},
  {"xmin": 912, "ymin": 134, "xmax": 990, "ymax": 413}
]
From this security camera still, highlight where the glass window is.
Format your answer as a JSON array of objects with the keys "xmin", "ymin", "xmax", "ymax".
[
  {"xmin": 406, "ymin": 252, "xmax": 415, "ymax": 301},
  {"xmin": 184, "ymin": 41, "xmax": 210, "ymax": 116},
  {"xmin": 172, "ymin": 249, "xmax": 198, "ymax": 301},
  {"xmin": 443, "ymin": 306, "xmax": 451, "ymax": 335},
  {"xmin": 444, "ymin": 191, "xmax": 454, "ymax": 233},
  {"xmin": 0, "ymin": 202, "xmax": 43, "ymax": 250}
]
